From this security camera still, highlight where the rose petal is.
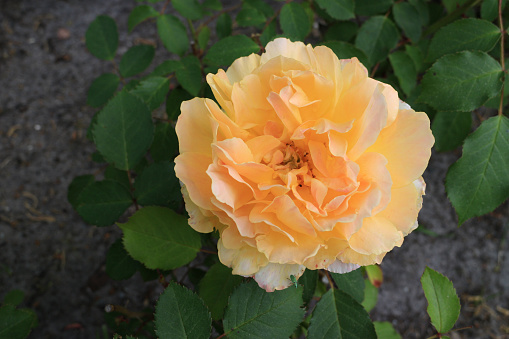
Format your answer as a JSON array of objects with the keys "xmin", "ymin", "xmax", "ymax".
[
  {"xmin": 226, "ymin": 53, "xmax": 261, "ymax": 83},
  {"xmin": 348, "ymin": 217, "xmax": 404, "ymax": 255},
  {"xmin": 177, "ymin": 98, "xmax": 216, "ymax": 155},
  {"xmin": 181, "ymin": 185, "xmax": 218, "ymax": 233},
  {"xmin": 218, "ymin": 239, "xmax": 268, "ymax": 276},
  {"xmin": 175, "ymin": 153, "xmax": 216, "ymax": 211},
  {"xmin": 254, "ymin": 262, "xmax": 306, "ymax": 292},
  {"xmin": 366, "ymin": 109, "xmax": 434, "ymax": 187},
  {"xmin": 326, "ymin": 260, "xmax": 360, "ymax": 274},
  {"xmin": 377, "ymin": 177, "xmax": 425, "ymax": 235}
]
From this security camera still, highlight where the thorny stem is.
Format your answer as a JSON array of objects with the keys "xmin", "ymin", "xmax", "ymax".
[
  {"xmin": 157, "ymin": 269, "xmax": 169, "ymax": 288},
  {"xmin": 104, "ymin": 304, "xmax": 151, "ymax": 319},
  {"xmin": 160, "ymin": 0, "xmax": 171, "ymax": 15},
  {"xmin": 126, "ymin": 170, "xmax": 139, "ymax": 210},
  {"xmin": 499, "ymin": 0, "xmax": 506, "ymax": 116},
  {"xmin": 111, "ymin": 59, "xmax": 125, "ymax": 85},
  {"xmin": 196, "ymin": 3, "xmax": 242, "ymax": 33},
  {"xmin": 323, "ymin": 270, "xmax": 335, "ymax": 290},
  {"xmin": 424, "ymin": 326, "xmax": 473, "ymax": 339},
  {"xmin": 200, "ymin": 248, "xmax": 218, "ymax": 255},
  {"xmin": 422, "ymin": 0, "xmax": 482, "ymax": 36}
]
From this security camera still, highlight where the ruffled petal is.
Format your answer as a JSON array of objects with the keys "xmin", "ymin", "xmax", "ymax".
[
  {"xmin": 174, "ymin": 152, "xmax": 216, "ymax": 211},
  {"xmin": 326, "ymin": 260, "xmax": 360, "ymax": 274},
  {"xmin": 338, "ymin": 247, "xmax": 386, "ymax": 266},
  {"xmin": 218, "ymin": 240, "xmax": 268, "ymax": 276},
  {"xmin": 254, "ymin": 262, "xmax": 306, "ymax": 292},
  {"xmin": 377, "ymin": 177, "xmax": 425, "ymax": 235},
  {"xmin": 366, "ymin": 109, "xmax": 434, "ymax": 188},
  {"xmin": 181, "ymin": 185, "xmax": 218, "ymax": 233},
  {"xmin": 348, "ymin": 217, "xmax": 403, "ymax": 255},
  {"xmin": 226, "ymin": 53, "xmax": 261, "ymax": 83},
  {"xmin": 261, "ymin": 38, "xmax": 317, "ymax": 69},
  {"xmin": 177, "ymin": 98, "xmax": 216, "ymax": 155}
]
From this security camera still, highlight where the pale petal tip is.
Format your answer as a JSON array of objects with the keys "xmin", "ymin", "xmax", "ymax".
[
  {"xmin": 326, "ymin": 259, "xmax": 361, "ymax": 274},
  {"xmin": 254, "ymin": 263, "xmax": 306, "ymax": 292}
]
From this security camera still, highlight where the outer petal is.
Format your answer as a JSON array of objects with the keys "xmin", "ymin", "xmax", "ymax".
[
  {"xmin": 376, "ymin": 177, "xmax": 424, "ymax": 235},
  {"xmin": 218, "ymin": 240, "xmax": 268, "ymax": 276},
  {"xmin": 348, "ymin": 216, "xmax": 403, "ymax": 255},
  {"xmin": 326, "ymin": 260, "xmax": 360, "ymax": 274},
  {"xmin": 338, "ymin": 247, "xmax": 386, "ymax": 266},
  {"xmin": 177, "ymin": 98, "xmax": 216, "ymax": 154},
  {"xmin": 226, "ymin": 53, "xmax": 261, "ymax": 83},
  {"xmin": 181, "ymin": 185, "xmax": 218, "ymax": 233},
  {"xmin": 174, "ymin": 153, "xmax": 215, "ymax": 211},
  {"xmin": 261, "ymin": 38, "xmax": 317, "ymax": 69},
  {"xmin": 254, "ymin": 263, "xmax": 306, "ymax": 292},
  {"xmin": 366, "ymin": 109, "xmax": 434, "ymax": 188}
]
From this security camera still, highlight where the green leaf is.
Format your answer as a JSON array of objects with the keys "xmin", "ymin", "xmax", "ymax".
[
  {"xmin": 223, "ymin": 280, "xmax": 304, "ymax": 339},
  {"xmin": 299, "ymin": 269, "xmax": 318, "ymax": 305},
  {"xmin": 216, "ymin": 13, "xmax": 232, "ymax": 40},
  {"xmin": 307, "ymin": 289, "xmax": 376, "ymax": 339},
  {"xmin": 134, "ymin": 161, "xmax": 181, "ymax": 209},
  {"xmin": 322, "ymin": 41, "xmax": 370, "ymax": 69},
  {"xmin": 106, "ymin": 239, "xmax": 139, "ymax": 280},
  {"xmin": 68, "ymin": 175, "xmax": 95, "ymax": 210},
  {"xmin": 374, "ymin": 321, "xmax": 401, "ymax": 339},
  {"xmin": 157, "ymin": 14, "xmax": 189, "ymax": 56},
  {"xmin": 279, "ymin": 3, "xmax": 311, "ymax": 41},
  {"xmin": 446, "ymin": 115, "xmax": 509, "ymax": 225},
  {"xmin": 420, "ymin": 267, "xmax": 460, "ymax": 333},
  {"xmin": 198, "ymin": 262, "xmax": 243, "ymax": 321},
  {"xmin": 76, "ymin": 180, "xmax": 132, "ymax": 226},
  {"xmin": 204, "ymin": 35, "xmax": 259, "ymax": 67},
  {"xmin": 260, "ymin": 21, "xmax": 277, "ymax": 46},
  {"xmin": 330, "ymin": 268, "xmax": 364, "ymax": 303},
  {"xmin": 130, "ymin": 76, "xmax": 169, "ymax": 111},
  {"xmin": 150, "ymin": 122, "xmax": 179, "ymax": 162},
  {"xmin": 93, "ymin": 91, "xmax": 154, "ymax": 170},
  {"xmin": 393, "ymin": 2, "xmax": 422, "ymax": 42},
  {"xmin": 151, "ymin": 60, "xmax": 180, "ymax": 77},
  {"xmin": 87, "ymin": 73, "xmax": 119, "ymax": 108},
  {"xmin": 175, "ymin": 56, "xmax": 202, "ymax": 97},
  {"xmin": 172, "ymin": 0, "xmax": 204, "ymax": 20},
  {"xmin": 405, "ymin": 44, "xmax": 425, "ymax": 72},
  {"xmin": 155, "ymin": 282, "xmax": 211, "ymax": 339},
  {"xmin": 315, "ymin": 0, "xmax": 355, "ymax": 20},
  {"xmin": 361, "ymin": 279, "xmax": 378, "ymax": 312},
  {"xmin": 355, "ymin": 16, "xmax": 400, "ymax": 65},
  {"xmin": 128, "ymin": 5, "xmax": 159, "ymax": 32},
  {"xmin": 355, "ymin": 0, "xmax": 392, "ymax": 15},
  {"xmin": 198, "ymin": 26, "xmax": 210, "ymax": 51},
  {"xmin": 427, "ymin": 19, "xmax": 500, "ymax": 62},
  {"xmin": 481, "ymin": 0, "xmax": 507, "ymax": 21},
  {"xmin": 0, "ymin": 305, "xmax": 37, "ymax": 339},
  {"xmin": 389, "ymin": 51, "xmax": 417, "ymax": 96},
  {"xmin": 203, "ymin": 0, "xmax": 222, "ymax": 10},
  {"xmin": 419, "ymin": 51, "xmax": 503, "ymax": 112},
  {"xmin": 3, "ymin": 290, "xmax": 25, "ymax": 307},
  {"xmin": 432, "ymin": 111, "xmax": 472, "ymax": 152},
  {"xmin": 324, "ymin": 21, "xmax": 358, "ymax": 43},
  {"xmin": 119, "ymin": 206, "xmax": 201, "ymax": 270},
  {"xmin": 409, "ymin": 0, "xmax": 429, "ymax": 26},
  {"xmin": 104, "ymin": 165, "xmax": 130, "ymax": 189},
  {"xmin": 166, "ymin": 87, "xmax": 193, "ymax": 120},
  {"xmin": 236, "ymin": 6, "xmax": 266, "ymax": 27},
  {"xmin": 85, "ymin": 15, "xmax": 118, "ymax": 60},
  {"xmin": 119, "ymin": 44, "xmax": 155, "ymax": 78}
]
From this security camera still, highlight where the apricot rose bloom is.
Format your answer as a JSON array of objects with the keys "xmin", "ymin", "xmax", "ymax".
[{"xmin": 174, "ymin": 38, "xmax": 434, "ymax": 292}]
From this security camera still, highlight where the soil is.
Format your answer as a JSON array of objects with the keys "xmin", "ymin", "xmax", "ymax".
[{"xmin": 0, "ymin": 1, "xmax": 507, "ymax": 338}]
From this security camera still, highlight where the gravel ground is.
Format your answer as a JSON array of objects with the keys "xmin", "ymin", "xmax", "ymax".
[{"xmin": 0, "ymin": 1, "xmax": 508, "ymax": 338}]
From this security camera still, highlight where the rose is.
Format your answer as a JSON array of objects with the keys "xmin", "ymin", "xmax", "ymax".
[{"xmin": 175, "ymin": 38, "xmax": 434, "ymax": 292}]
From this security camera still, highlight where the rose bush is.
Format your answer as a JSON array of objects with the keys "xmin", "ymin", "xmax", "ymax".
[{"xmin": 175, "ymin": 38, "xmax": 434, "ymax": 292}]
